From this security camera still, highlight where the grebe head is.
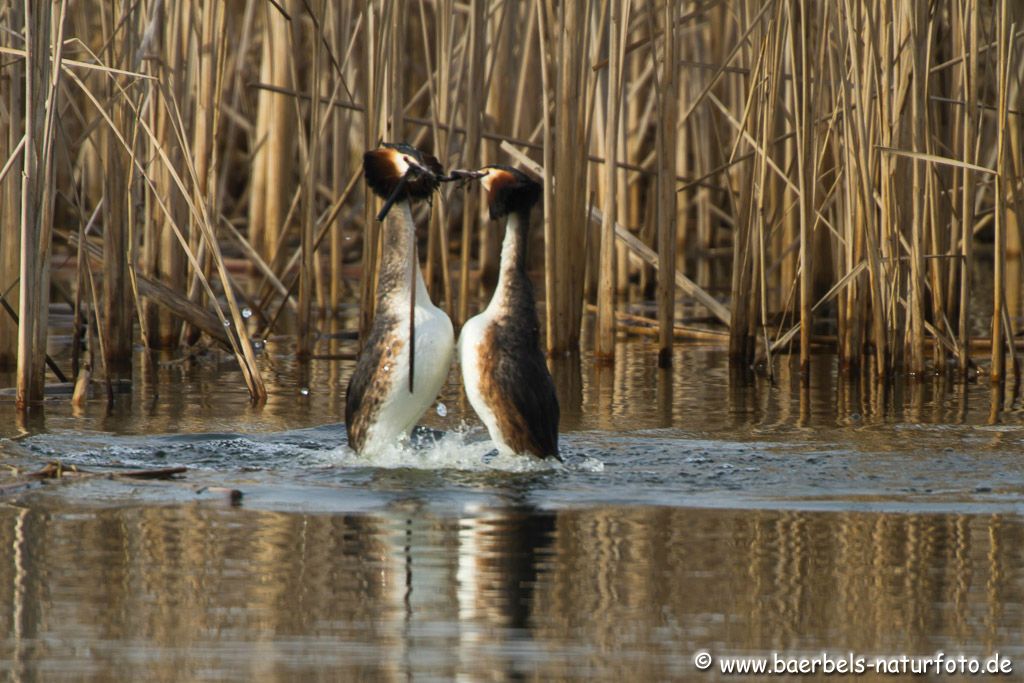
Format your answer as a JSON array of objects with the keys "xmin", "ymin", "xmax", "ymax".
[
  {"xmin": 478, "ymin": 165, "xmax": 542, "ymax": 220},
  {"xmin": 364, "ymin": 143, "xmax": 444, "ymax": 218}
]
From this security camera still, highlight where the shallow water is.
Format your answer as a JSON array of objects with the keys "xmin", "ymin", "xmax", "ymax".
[{"xmin": 1, "ymin": 340, "xmax": 1023, "ymax": 681}]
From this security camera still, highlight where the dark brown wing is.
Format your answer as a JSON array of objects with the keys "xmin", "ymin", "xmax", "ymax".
[
  {"xmin": 485, "ymin": 276, "xmax": 560, "ymax": 459},
  {"xmin": 493, "ymin": 338, "xmax": 560, "ymax": 458}
]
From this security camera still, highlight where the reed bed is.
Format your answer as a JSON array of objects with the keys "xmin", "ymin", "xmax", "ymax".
[{"xmin": 0, "ymin": 0, "xmax": 1021, "ymax": 407}]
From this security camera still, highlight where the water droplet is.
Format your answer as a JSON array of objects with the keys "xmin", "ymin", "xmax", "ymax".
[
  {"xmin": 252, "ymin": 338, "xmax": 264, "ymax": 350},
  {"xmin": 241, "ymin": 306, "xmax": 253, "ymax": 319},
  {"xmin": 299, "ymin": 387, "xmax": 310, "ymax": 396},
  {"xmin": 222, "ymin": 319, "xmax": 231, "ymax": 327},
  {"xmin": 383, "ymin": 364, "xmax": 390, "ymax": 372},
  {"xmin": 344, "ymin": 235, "xmax": 353, "ymax": 242},
  {"xmin": 436, "ymin": 402, "xmax": 447, "ymax": 417}
]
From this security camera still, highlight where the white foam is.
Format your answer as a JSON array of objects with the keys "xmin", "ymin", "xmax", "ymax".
[
  {"xmin": 574, "ymin": 457, "xmax": 605, "ymax": 473},
  {"xmin": 319, "ymin": 426, "xmax": 601, "ymax": 474}
]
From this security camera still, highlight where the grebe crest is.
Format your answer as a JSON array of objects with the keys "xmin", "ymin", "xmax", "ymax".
[
  {"xmin": 363, "ymin": 143, "xmax": 444, "ymax": 203},
  {"xmin": 479, "ymin": 165, "xmax": 542, "ymax": 219}
]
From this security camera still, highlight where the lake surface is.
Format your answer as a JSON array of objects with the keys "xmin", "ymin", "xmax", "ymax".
[{"xmin": 1, "ymin": 339, "xmax": 1023, "ymax": 681}]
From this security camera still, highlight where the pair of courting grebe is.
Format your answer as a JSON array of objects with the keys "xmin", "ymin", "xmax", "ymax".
[{"xmin": 345, "ymin": 143, "xmax": 560, "ymax": 461}]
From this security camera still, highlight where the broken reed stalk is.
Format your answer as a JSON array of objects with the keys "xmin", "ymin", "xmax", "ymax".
[{"xmin": 59, "ymin": 53, "xmax": 269, "ymax": 400}]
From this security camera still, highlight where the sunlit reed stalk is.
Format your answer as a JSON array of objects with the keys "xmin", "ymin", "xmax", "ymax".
[
  {"xmin": 101, "ymin": 0, "xmax": 133, "ymax": 376},
  {"xmin": 477, "ymin": 2, "xmax": 507, "ymax": 301},
  {"xmin": 250, "ymin": 1, "xmax": 292, "ymax": 264},
  {"xmin": 991, "ymin": 0, "xmax": 1011, "ymax": 383},
  {"xmin": 0, "ymin": 0, "xmax": 23, "ymax": 368},
  {"xmin": 534, "ymin": 0, "xmax": 555, "ymax": 349},
  {"xmin": 907, "ymin": 1, "xmax": 927, "ymax": 376},
  {"xmin": 358, "ymin": 0, "xmax": 381, "ymax": 342},
  {"xmin": 16, "ymin": 0, "xmax": 64, "ymax": 407},
  {"xmin": 655, "ymin": 0, "xmax": 677, "ymax": 368},
  {"xmin": 298, "ymin": 0, "xmax": 323, "ymax": 359},
  {"xmin": 788, "ymin": 0, "xmax": 813, "ymax": 378},
  {"xmin": 550, "ymin": 0, "xmax": 592, "ymax": 354},
  {"xmin": 456, "ymin": 0, "xmax": 483, "ymax": 329},
  {"xmin": 329, "ymin": 1, "xmax": 354, "ymax": 313},
  {"xmin": 595, "ymin": 0, "xmax": 628, "ymax": 362},
  {"xmin": 421, "ymin": 0, "xmax": 454, "ymax": 312}
]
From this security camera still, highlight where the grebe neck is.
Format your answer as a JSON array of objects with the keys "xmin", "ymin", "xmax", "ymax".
[
  {"xmin": 487, "ymin": 210, "xmax": 529, "ymax": 313},
  {"xmin": 377, "ymin": 201, "xmax": 429, "ymax": 310}
]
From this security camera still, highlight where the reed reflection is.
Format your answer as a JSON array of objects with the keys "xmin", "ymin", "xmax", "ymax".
[
  {"xmin": 0, "ymin": 503, "xmax": 1020, "ymax": 681},
  {"xmin": 7, "ymin": 342, "xmax": 1024, "ymax": 442}
]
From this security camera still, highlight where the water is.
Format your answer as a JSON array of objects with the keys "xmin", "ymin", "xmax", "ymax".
[{"xmin": 1, "ymin": 341, "xmax": 1023, "ymax": 681}]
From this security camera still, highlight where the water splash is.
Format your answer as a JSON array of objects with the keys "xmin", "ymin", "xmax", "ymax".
[{"xmin": 322, "ymin": 428, "xmax": 579, "ymax": 474}]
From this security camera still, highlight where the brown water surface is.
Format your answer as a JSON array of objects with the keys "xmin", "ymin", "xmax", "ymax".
[{"xmin": 0, "ymin": 340, "xmax": 1023, "ymax": 681}]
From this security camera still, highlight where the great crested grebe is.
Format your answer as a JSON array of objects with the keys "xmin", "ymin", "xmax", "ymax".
[
  {"xmin": 459, "ymin": 166, "xmax": 561, "ymax": 460},
  {"xmin": 345, "ymin": 143, "xmax": 454, "ymax": 454}
]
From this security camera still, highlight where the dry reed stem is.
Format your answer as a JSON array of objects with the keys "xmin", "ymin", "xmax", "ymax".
[
  {"xmin": 358, "ymin": 0, "xmax": 381, "ymax": 342},
  {"xmin": 991, "ymin": 0, "xmax": 1012, "ymax": 383},
  {"xmin": 457, "ymin": 0, "xmax": 484, "ymax": 328},
  {"xmin": 62, "ymin": 64, "xmax": 267, "ymax": 399},
  {"xmin": 0, "ymin": 3, "xmax": 22, "ymax": 368},
  {"xmin": 595, "ymin": 0, "xmax": 629, "ymax": 361},
  {"xmin": 250, "ymin": 1, "xmax": 293, "ymax": 263},
  {"xmin": 16, "ymin": 0, "xmax": 63, "ymax": 407},
  {"xmin": 100, "ymin": 0, "xmax": 133, "ymax": 376},
  {"xmin": 787, "ymin": 0, "xmax": 813, "ymax": 377},
  {"xmin": 655, "ymin": 0, "xmax": 677, "ymax": 368},
  {"xmin": 4, "ymin": 0, "xmax": 1024, "ymax": 404},
  {"xmin": 298, "ymin": 0, "xmax": 324, "ymax": 358}
]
